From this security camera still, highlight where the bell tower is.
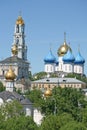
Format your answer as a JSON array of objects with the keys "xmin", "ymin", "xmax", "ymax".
[{"xmin": 12, "ymin": 15, "xmax": 27, "ymax": 60}]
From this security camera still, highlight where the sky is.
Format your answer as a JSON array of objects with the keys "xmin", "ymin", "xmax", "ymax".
[{"xmin": 0, "ymin": 0, "xmax": 87, "ymax": 75}]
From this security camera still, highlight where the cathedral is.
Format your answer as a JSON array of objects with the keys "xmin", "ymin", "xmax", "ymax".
[
  {"xmin": 44, "ymin": 33, "xmax": 85, "ymax": 77},
  {"xmin": 0, "ymin": 15, "xmax": 29, "ymax": 80}
]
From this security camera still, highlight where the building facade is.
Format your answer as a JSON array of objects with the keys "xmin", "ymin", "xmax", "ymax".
[{"xmin": 31, "ymin": 77, "xmax": 86, "ymax": 91}]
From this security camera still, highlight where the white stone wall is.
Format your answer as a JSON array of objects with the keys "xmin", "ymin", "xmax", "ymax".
[
  {"xmin": 58, "ymin": 57, "xmax": 64, "ymax": 71},
  {"xmin": 63, "ymin": 63, "xmax": 74, "ymax": 73},
  {"xmin": 44, "ymin": 63, "xmax": 55, "ymax": 73},
  {"xmin": 74, "ymin": 64, "xmax": 84, "ymax": 74},
  {"xmin": 33, "ymin": 108, "xmax": 44, "ymax": 125}
]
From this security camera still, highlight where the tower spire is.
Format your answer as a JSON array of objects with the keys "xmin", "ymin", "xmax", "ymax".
[
  {"xmin": 19, "ymin": 10, "xmax": 22, "ymax": 16},
  {"xmin": 64, "ymin": 32, "xmax": 66, "ymax": 43},
  {"xmin": 78, "ymin": 44, "xmax": 80, "ymax": 52},
  {"xmin": 49, "ymin": 43, "xmax": 52, "ymax": 51}
]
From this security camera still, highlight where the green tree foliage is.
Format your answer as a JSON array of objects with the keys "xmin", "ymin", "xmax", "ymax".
[
  {"xmin": 0, "ymin": 81, "xmax": 5, "ymax": 92},
  {"xmin": 0, "ymin": 100, "xmax": 38, "ymax": 130},
  {"xmin": 0, "ymin": 100, "xmax": 23, "ymax": 120},
  {"xmin": 40, "ymin": 115, "xmax": 60, "ymax": 130},
  {"xmin": 25, "ymin": 89, "xmax": 44, "ymax": 108},
  {"xmin": 60, "ymin": 121, "xmax": 87, "ymax": 130},
  {"xmin": 40, "ymin": 113, "xmax": 74, "ymax": 130},
  {"xmin": 33, "ymin": 72, "xmax": 47, "ymax": 80},
  {"xmin": 24, "ymin": 87, "xmax": 87, "ymax": 129},
  {"xmin": 40, "ymin": 87, "xmax": 87, "ymax": 122},
  {"xmin": 40, "ymin": 105, "xmax": 87, "ymax": 130},
  {"xmin": 38, "ymin": 87, "xmax": 87, "ymax": 129},
  {"xmin": 81, "ymin": 107, "xmax": 87, "ymax": 127},
  {"xmin": 39, "ymin": 108, "xmax": 87, "ymax": 130},
  {"xmin": 2, "ymin": 116, "xmax": 38, "ymax": 130}
]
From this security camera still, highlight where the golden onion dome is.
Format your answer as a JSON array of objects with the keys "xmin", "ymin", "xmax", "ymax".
[
  {"xmin": 5, "ymin": 66, "xmax": 16, "ymax": 80},
  {"xmin": 16, "ymin": 15, "xmax": 24, "ymax": 25},
  {"xmin": 44, "ymin": 88, "xmax": 52, "ymax": 97},
  {"xmin": 57, "ymin": 32, "xmax": 72, "ymax": 56},
  {"xmin": 11, "ymin": 44, "xmax": 18, "ymax": 56},
  {"xmin": 58, "ymin": 41, "xmax": 69, "ymax": 56}
]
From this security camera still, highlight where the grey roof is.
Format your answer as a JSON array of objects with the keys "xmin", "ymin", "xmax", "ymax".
[
  {"xmin": 21, "ymin": 98, "xmax": 33, "ymax": 105},
  {"xmin": 0, "ymin": 56, "xmax": 29, "ymax": 64},
  {"xmin": 0, "ymin": 91, "xmax": 24, "ymax": 101},
  {"xmin": 0, "ymin": 91, "xmax": 32, "ymax": 105},
  {"xmin": 32, "ymin": 78, "xmax": 86, "ymax": 84}
]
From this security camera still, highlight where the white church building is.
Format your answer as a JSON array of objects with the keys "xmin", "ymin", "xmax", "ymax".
[{"xmin": 44, "ymin": 34, "xmax": 85, "ymax": 76}]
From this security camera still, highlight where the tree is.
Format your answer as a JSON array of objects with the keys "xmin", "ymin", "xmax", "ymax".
[
  {"xmin": 39, "ymin": 111, "xmax": 87, "ymax": 130},
  {"xmin": 81, "ymin": 107, "xmax": 87, "ymax": 127},
  {"xmin": 0, "ymin": 100, "xmax": 38, "ymax": 130},
  {"xmin": 40, "ymin": 87, "xmax": 86, "ymax": 120},
  {"xmin": 0, "ymin": 81, "xmax": 5, "ymax": 92},
  {"xmin": 25, "ymin": 89, "xmax": 44, "ymax": 108},
  {"xmin": 3, "ymin": 116, "xmax": 38, "ymax": 130},
  {"xmin": 60, "ymin": 121, "xmax": 87, "ymax": 130},
  {"xmin": 33, "ymin": 72, "xmax": 47, "ymax": 80},
  {"xmin": 0, "ymin": 100, "xmax": 23, "ymax": 121},
  {"xmin": 24, "ymin": 86, "xmax": 87, "ymax": 129},
  {"xmin": 39, "ymin": 113, "xmax": 74, "ymax": 130}
]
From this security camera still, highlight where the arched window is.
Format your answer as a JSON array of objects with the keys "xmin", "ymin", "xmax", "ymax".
[{"xmin": 16, "ymin": 25, "xmax": 19, "ymax": 33}]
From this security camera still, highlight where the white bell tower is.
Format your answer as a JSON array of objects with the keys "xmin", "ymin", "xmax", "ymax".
[{"xmin": 12, "ymin": 15, "xmax": 27, "ymax": 61}]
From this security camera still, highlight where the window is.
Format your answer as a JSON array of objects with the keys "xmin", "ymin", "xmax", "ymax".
[
  {"xmin": 16, "ymin": 25, "xmax": 19, "ymax": 33},
  {"xmin": 39, "ymin": 84, "xmax": 41, "ymax": 88},
  {"xmin": 65, "ymin": 85, "xmax": 66, "ymax": 87}
]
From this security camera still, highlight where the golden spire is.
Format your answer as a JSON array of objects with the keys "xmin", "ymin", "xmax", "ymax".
[
  {"xmin": 64, "ymin": 32, "xmax": 66, "ymax": 45},
  {"xmin": 5, "ymin": 66, "xmax": 16, "ymax": 80},
  {"xmin": 16, "ymin": 12, "xmax": 24, "ymax": 25}
]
